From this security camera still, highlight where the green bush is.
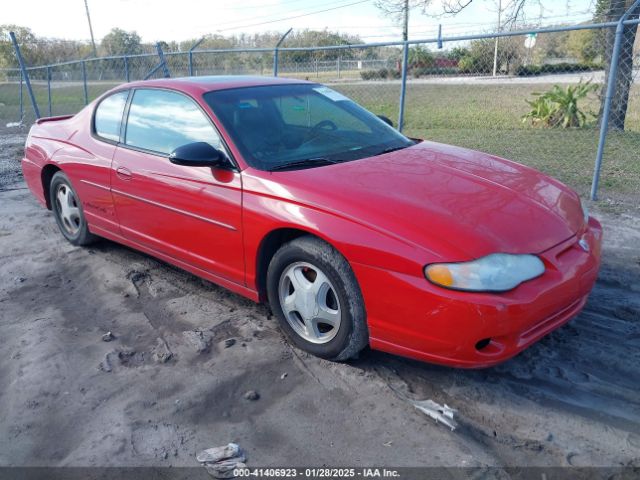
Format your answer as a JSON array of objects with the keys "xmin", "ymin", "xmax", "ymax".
[
  {"xmin": 516, "ymin": 62, "xmax": 602, "ymax": 76},
  {"xmin": 412, "ymin": 67, "xmax": 459, "ymax": 77},
  {"xmin": 447, "ymin": 47, "xmax": 470, "ymax": 62},
  {"xmin": 458, "ymin": 55, "xmax": 479, "ymax": 73},
  {"xmin": 359, "ymin": 70, "xmax": 377, "ymax": 80},
  {"xmin": 522, "ymin": 81, "xmax": 598, "ymax": 128},
  {"xmin": 359, "ymin": 68, "xmax": 400, "ymax": 80}
]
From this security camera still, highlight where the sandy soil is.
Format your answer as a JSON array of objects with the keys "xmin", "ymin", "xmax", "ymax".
[{"xmin": 1, "ymin": 129, "xmax": 639, "ymax": 472}]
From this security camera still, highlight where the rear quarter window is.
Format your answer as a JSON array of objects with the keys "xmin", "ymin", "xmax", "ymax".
[{"xmin": 94, "ymin": 91, "xmax": 128, "ymax": 141}]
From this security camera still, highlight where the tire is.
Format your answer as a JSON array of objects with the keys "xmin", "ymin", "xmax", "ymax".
[
  {"xmin": 49, "ymin": 171, "xmax": 97, "ymax": 246},
  {"xmin": 267, "ymin": 235, "xmax": 368, "ymax": 361}
]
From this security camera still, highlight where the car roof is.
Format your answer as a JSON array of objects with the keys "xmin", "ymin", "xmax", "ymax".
[{"xmin": 124, "ymin": 75, "xmax": 314, "ymax": 95}]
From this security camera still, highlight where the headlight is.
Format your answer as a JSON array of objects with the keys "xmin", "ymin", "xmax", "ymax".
[{"xmin": 424, "ymin": 253, "xmax": 545, "ymax": 292}]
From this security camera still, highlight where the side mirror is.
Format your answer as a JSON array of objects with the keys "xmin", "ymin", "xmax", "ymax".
[
  {"xmin": 169, "ymin": 142, "xmax": 225, "ymax": 167},
  {"xmin": 377, "ymin": 115, "xmax": 394, "ymax": 127}
]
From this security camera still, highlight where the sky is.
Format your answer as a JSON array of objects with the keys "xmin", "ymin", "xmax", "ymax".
[{"xmin": 3, "ymin": 0, "xmax": 596, "ymax": 44}]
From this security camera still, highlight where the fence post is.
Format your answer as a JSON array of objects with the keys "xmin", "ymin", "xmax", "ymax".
[
  {"xmin": 273, "ymin": 28, "xmax": 292, "ymax": 77},
  {"xmin": 188, "ymin": 38, "xmax": 206, "ymax": 77},
  {"xmin": 47, "ymin": 66, "xmax": 52, "ymax": 116},
  {"xmin": 124, "ymin": 56, "xmax": 130, "ymax": 82},
  {"xmin": 337, "ymin": 56, "xmax": 341, "ymax": 78},
  {"xmin": 156, "ymin": 43, "xmax": 171, "ymax": 78},
  {"xmin": 590, "ymin": 0, "xmax": 640, "ymax": 201},
  {"xmin": 81, "ymin": 60, "xmax": 88, "ymax": 105},
  {"xmin": 398, "ymin": 41, "xmax": 409, "ymax": 132},
  {"xmin": 19, "ymin": 71, "xmax": 24, "ymax": 121},
  {"xmin": 9, "ymin": 31, "xmax": 41, "ymax": 120},
  {"xmin": 273, "ymin": 49, "xmax": 279, "ymax": 76}
]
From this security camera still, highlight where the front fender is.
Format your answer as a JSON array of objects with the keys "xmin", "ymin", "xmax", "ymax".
[{"xmin": 242, "ymin": 188, "xmax": 438, "ymax": 294}]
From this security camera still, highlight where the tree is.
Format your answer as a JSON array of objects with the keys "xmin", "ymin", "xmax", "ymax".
[
  {"xmin": 100, "ymin": 28, "xmax": 142, "ymax": 56},
  {"xmin": 596, "ymin": 0, "xmax": 640, "ymax": 131},
  {"xmin": 442, "ymin": 0, "xmax": 536, "ymax": 29},
  {"xmin": 258, "ymin": 29, "xmax": 362, "ymax": 61},
  {"xmin": 458, "ymin": 37, "xmax": 522, "ymax": 73},
  {"xmin": 534, "ymin": 30, "xmax": 570, "ymax": 61},
  {"xmin": 374, "ymin": 0, "xmax": 426, "ymax": 41},
  {"xmin": 566, "ymin": 29, "xmax": 600, "ymax": 63},
  {"xmin": 408, "ymin": 45, "xmax": 434, "ymax": 67},
  {"xmin": 374, "ymin": 0, "xmax": 537, "ymax": 41},
  {"xmin": 447, "ymin": 46, "xmax": 470, "ymax": 61},
  {"xmin": 1, "ymin": 25, "xmax": 94, "ymax": 80},
  {"xmin": 0, "ymin": 25, "xmax": 37, "ymax": 68}
]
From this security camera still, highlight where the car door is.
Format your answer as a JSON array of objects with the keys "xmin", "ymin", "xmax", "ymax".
[
  {"xmin": 110, "ymin": 88, "xmax": 244, "ymax": 285},
  {"xmin": 72, "ymin": 89, "xmax": 129, "ymax": 234}
]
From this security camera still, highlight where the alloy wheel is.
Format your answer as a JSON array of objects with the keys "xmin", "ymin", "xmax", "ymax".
[
  {"xmin": 278, "ymin": 261, "xmax": 342, "ymax": 344},
  {"xmin": 55, "ymin": 184, "xmax": 81, "ymax": 236}
]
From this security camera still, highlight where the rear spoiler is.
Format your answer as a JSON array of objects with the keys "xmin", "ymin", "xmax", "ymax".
[{"xmin": 35, "ymin": 114, "xmax": 74, "ymax": 125}]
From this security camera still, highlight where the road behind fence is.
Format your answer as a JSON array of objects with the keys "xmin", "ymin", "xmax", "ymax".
[{"xmin": 1, "ymin": 19, "xmax": 639, "ymax": 207}]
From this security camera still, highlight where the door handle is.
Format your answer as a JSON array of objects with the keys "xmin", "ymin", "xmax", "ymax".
[{"xmin": 116, "ymin": 166, "xmax": 132, "ymax": 180}]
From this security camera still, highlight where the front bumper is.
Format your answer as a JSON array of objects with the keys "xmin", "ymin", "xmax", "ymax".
[{"xmin": 353, "ymin": 217, "xmax": 603, "ymax": 368}]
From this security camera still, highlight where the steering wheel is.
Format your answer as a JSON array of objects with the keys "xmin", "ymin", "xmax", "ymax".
[{"xmin": 309, "ymin": 120, "xmax": 338, "ymax": 138}]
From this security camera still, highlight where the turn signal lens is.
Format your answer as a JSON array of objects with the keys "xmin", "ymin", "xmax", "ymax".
[
  {"xmin": 424, "ymin": 253, "xmax": 545, "ymax": 292},
  {"xmin": 425, "ymin": 264, "xmax": 454, "ymax": 287}
]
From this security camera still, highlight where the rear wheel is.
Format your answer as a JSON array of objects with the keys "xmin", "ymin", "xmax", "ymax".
[
  {"xmin": 50, "ymin": 171, "xmax": 97, "ymax": 246},
  {"xmin": 267, "ymin": 236, "xmax": 368, "ymax": 361}
]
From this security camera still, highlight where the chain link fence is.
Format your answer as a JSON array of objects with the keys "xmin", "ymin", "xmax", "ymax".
[
  {"xmin": 401, "ymin": 26, "xmax": 639, "ymax": 206},
  {"xmin": 1, "ymin": 19, "xmax": 638, "ymax": 206}
]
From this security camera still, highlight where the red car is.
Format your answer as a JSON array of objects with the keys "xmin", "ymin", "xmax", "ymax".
[{"xmin": 22, "ymin": 76, "xmax": 602, "ymax": 368}]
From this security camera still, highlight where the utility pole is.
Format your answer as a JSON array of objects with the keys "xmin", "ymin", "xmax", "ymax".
[
  {"xmin": 402, "ymin": 0, "xmax": 409, "ymax": 41},
  {"xmin": 84, "ymin": 0, "xmax": 98, "ymax": 57},
  {"xmin": 492, "ymin": 0, "xmax": 502, "ymax": 77}
]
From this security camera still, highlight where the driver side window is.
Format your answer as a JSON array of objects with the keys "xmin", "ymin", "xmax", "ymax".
[{"xmin": 125, "ymin": 89, "xmax": 222, "ymax": 156}]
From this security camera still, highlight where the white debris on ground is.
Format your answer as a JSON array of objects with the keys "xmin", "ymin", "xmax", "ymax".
[
  {"xmin": 5, "ymin": 122, "xmax": 22, "ymax": 128},
  {"xmin": 412, "ymin": 399, "xmax": 458, "ymax": 431},
  {"xmin": 101, "ymin": 331, "xmax": 114, "ymax": 342},
  {"xmin": 381, "ymin": 366, "xmax": 459, "ymax": 431},
  {"xmin": 197, "ymin": 443, "xmax": 246, "ymax": 479}
]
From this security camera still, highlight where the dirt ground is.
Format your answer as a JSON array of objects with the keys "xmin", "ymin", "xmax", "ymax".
[{"xmin": 1, "ymin": 128, "xmax": 640, "ymax": 474}]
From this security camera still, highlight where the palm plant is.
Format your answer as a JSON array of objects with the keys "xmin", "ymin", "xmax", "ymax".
[{"xmin": 523, "ymin": 81, "xmax": 597, "ymax": 128}]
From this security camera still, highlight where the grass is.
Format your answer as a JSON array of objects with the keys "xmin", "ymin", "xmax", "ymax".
[{"xmin": 1, "ymin": 80, "xmax": 638, "ymax": 204}]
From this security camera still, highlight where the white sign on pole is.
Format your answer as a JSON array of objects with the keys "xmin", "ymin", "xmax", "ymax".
[{"xmin": 524, "ymin": 33, "xmax": 537, "ymax": 49}]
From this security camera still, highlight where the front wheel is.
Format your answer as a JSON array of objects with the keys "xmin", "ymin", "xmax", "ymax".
[
  {"xmin": 50, "ymin": 171, "xmax": 97, "ymax": 246},
  {"xmin": 267, "ymin": 236, "xmax": 368, "ymax": 361}
]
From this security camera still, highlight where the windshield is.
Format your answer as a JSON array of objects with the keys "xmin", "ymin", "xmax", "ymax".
[{"xmin": 204, "ymin": 84, "xmax": 414, "ymax": 171}]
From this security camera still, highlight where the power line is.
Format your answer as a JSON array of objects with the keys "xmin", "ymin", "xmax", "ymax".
[
  {"xmin": 196, "ymin": 0, "xmax": 312, "ymax": 11},
  {"xmin": 353, "ymin": 11, "xmax": 595, "ymax": 39},
  {"xmin": 112, "ymin": 0, "xmax": 311, "ymax": 10},
  {"xmin": 214, "ymin": 0, "xmax": 373, "ymax": 32},
  {"xmin": 188, "ymin": 0, "xmax": 364, "ymax": 30},
  {"xmin": 319, "ymin": 7, "xmax": 595, "ymax": 32},
  {"xmin": 185, "ymin": 0, "xmax": 371, "ymax": 32}
]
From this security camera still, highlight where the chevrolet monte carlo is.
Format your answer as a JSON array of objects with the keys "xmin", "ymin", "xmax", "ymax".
[{"xmin": 22, "ymin": 76, "xmax": 602, "ymax": 367}]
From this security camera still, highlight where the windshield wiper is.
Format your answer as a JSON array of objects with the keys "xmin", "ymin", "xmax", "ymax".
[
  {"xmin": 375, "ymin": 144, "xmax": 412, "ymax": 156},
  {"xmin": 269, "ymin": 157, "xmax": 338, "ymax": 172}
]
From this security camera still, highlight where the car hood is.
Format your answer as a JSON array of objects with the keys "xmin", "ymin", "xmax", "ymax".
[{"xmin": 251, "ymin": 141, "xmax": 584, "ymax": 259}]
